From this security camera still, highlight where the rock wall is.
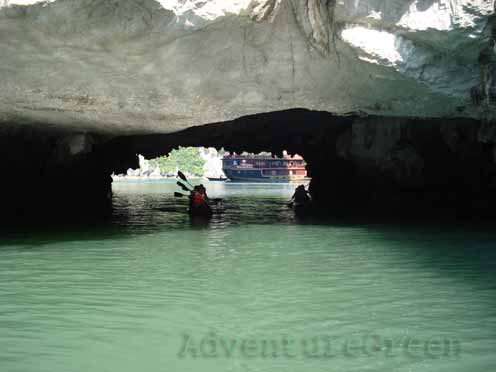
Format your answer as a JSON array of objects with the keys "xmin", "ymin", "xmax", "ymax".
[
  {"xmin": 330, "ymin": 116, "xmax": 496, "ymax": 217},
  {"xmin": 0, "ymin": 124, "xmax": 119, "ymax": 223},
  {"xmin": 471, "ymin": 1, "xmax": 496, "ymax": 111}
]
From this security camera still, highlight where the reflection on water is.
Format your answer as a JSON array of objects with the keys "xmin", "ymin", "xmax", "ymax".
[
  {"xmin": 111, "ymin": 180, "xmax": 298, "ymax": 232},
  {"xmin": 0, "ymin": 180, "xmax": 496, "ymax": 372}
]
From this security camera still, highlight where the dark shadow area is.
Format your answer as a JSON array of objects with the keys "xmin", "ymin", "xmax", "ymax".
[{"xmin": 1, "ymin": 109, "xmax": 496, "ymax": 224}]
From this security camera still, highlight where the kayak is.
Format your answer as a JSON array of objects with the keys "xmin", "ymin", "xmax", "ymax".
[
  {"xmin": 188, "ymin": 204, "xmax": 213, "ymax": 218},
  {"xmin": 188, "ymin": 209, "xmax": 213, "ymax": 218},
  {"xmin": 290, "ymin": 202, "xmax": 314, "ymax": 216}
]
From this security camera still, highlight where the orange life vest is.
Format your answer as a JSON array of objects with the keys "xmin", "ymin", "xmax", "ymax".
[{"xmin": 192, "ymin": 191, "xmax": 204, "ymax": 206}]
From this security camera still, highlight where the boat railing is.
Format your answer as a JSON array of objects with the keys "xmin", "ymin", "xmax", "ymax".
[{"xmin": 223, "ymin": 154, "xmax": 304, "ymax": 160}]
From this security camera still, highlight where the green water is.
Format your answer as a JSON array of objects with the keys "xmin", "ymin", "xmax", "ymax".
[{"xmin": 1, "ymin": 181, "xmax": 496, "ymax": 372}]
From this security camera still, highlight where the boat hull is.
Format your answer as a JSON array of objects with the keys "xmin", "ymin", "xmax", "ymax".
[{"xmin": 188, "ymin": 206, "xmax": 213, "ymax": 218}]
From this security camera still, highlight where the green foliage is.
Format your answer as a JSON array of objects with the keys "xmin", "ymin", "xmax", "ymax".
[{"xmin": 149, "ymin": 147, "xmax": 205, "ymax": 176}]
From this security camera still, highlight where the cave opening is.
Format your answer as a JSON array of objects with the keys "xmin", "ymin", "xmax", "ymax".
[
  {"xmin": 112, "ymin": 147, "xmax": 310, "ymax": 184},
  {"xmin": 100, "ymin": 109, "xmax": 496, "ymax": 221},
  {"xmin": 2, "ymin": 109, "xmax": 494, "ymax": 225},
  {"xmin": 110, "ymin": 146, "xmax": 312, "ymax": 226}
]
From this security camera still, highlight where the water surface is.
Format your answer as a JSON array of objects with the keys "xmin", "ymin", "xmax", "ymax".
[{"xmin": 1, "ymin": 181, "xmax": 495, "ymax": 372}]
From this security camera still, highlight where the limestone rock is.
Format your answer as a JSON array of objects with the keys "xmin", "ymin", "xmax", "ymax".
[{"xmin": 0, "ymin": 0, "xmax": 494, "ymax": 135}]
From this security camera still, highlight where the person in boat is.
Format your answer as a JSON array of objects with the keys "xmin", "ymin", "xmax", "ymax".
[
  {"xmin": 198, "ymin": 184, "xmax": 209, "ymax": 201},
  {"xmin": 291, "ymin": 184, "xmax": 311, "ymax": 206},
  {"xmin": 189, "ymin": 184, "xmax": 211, "ymax": 214}
]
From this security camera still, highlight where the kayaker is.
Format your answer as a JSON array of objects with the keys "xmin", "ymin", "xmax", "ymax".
[
  {"xmin": 291, "ymin": 184, "xmax": 311, "ymax": 205},
  {"xmin": 198, "ymin": 184, "xmax": 209, "ymax": 202},
  {"xmin": 189, "ymin": 184, "xmax": 211, "ymax": 214}
]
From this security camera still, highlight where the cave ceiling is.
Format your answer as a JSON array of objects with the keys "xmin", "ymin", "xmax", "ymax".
[{"xmin": 0, "ymin": 0, "xmax": 493, "ymax": 135}]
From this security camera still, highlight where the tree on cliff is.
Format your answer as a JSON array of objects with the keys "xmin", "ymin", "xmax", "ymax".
[{"xmin": 149, "ymin": 147, "xmax": 205, "ymax": 177}]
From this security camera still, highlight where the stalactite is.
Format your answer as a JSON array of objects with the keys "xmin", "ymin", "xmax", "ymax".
[{"xmin": 248, "ymin": 0, "xmax": 340, "ymax": 58}]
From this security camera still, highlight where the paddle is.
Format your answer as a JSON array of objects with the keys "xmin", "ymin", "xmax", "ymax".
[
  {"xmin": 176, "ymin": 171, "xmax": 220, "ymax": 211},
  {"xmin": 177, "ymin": 180, "xmax": 192, "ymax": 192},
  {"xmin": 177, "ymin": 171, "xmax": 194, "ymax": 188}
]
